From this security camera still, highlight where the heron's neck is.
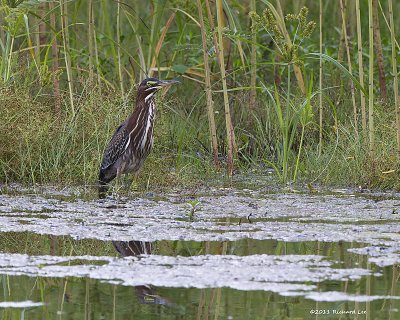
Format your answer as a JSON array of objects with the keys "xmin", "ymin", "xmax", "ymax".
[
  {"xmin": 144, "ymin": 91, "xmax": 156, "ymax": 103},
  {"xmin": 127, "ymin": 97, "xmax": 156, "ymax": 132},
  {"xmin": 144, "ymin": 97, "xmax": 156, "ymax": 124}
]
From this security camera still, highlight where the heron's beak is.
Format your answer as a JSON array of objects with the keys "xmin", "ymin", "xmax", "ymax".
[{"xmin": 158, "ymin": 79, "xmax": 180, "ymax": 86}]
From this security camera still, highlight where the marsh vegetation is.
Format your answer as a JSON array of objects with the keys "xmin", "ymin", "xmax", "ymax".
[
  {"xmin": 1, "ymin": 2, "xmax": 400, "ymax": 318},
  {"xmin": 1, "ymin": 0, "xmax": 400, "ymax": 189}
]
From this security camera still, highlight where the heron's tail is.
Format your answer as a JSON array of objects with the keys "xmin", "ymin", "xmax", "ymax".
[{"xmin": 98, "ymin": 169, "xmax": 114, "ymax": 199}]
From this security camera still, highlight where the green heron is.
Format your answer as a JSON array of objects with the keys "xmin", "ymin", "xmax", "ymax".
[{"xmin": 98, "ymin": 78, "xmax": 179, "ymax": 198}]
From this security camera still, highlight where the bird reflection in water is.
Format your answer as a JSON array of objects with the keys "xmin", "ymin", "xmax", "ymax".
[{"xmin": 112, "ymin": 241, "xmax": 174, "ymax": 307}]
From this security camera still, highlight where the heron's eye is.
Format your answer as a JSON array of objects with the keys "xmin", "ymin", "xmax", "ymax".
[{"xmin": 146, "ymin": 81, "xmax": 157, "ymax": 87}]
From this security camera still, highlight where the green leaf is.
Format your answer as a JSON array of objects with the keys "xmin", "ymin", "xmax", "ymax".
[
  {"xmin": 171, "ymin": 64, "xmax": 188, "ymax": 74},
  {"xmin": 306, "ymin": 52, "xmax": 368, "ymax": 97}
]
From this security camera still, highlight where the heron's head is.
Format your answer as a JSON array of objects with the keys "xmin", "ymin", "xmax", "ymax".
[{"xmin": 138, "ymin": 78, "xmax": 180, "ymax": 103}]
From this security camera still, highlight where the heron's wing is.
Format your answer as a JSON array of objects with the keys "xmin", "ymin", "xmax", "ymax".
[{"xmin": 100, "ymin": 120, "xmax": 129, "ymax": 171}]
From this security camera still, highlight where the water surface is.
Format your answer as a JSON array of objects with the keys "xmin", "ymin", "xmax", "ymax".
[{"xmin": 0, "ymin": 184, "xmax": 399, "ymax": 319}]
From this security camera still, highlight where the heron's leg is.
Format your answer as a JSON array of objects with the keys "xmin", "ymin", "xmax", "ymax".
[
  {"xmin": 128, "ymin": 174, "xmax": 139, "ymax": 193},
  {"xmin": 119, "ymin": 175, "xmax": 135, "ymax": 195},
  {"xmin": 114, "ymin": 168, "xmax": 123, "ymax": 196}
]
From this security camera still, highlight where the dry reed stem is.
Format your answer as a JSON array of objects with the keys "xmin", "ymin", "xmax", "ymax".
[
  {"xmin": 49, "ymin": 2, "xmax": 61, "ymax": 121},
  {"xmin": 33, "ymin": 13, "xmax": 40, "ymax": 59},
  {"xmin": 356, "ymin": 0, "xmax": 367, "ymax": 137},
  {"xmin": 372, "ymin": 0, "xmax": 387, "ymax": 101},
  {"xmin": 337, "ymin": 0, "xmax": 346, "ymax": 64},
  {"xmin": 216, "ymin": 0, "xmax": 235, "ymax": 176},
  {"xmin": 149, "ymin": 12, "xmax": 176, "ymax": 77},
  {"xmin": 196, "ymin": 0, "xmax": 219, "ymax": 167},
  {"xmin": 88, "ymin": 0, "xmax": 94, "ymax": 85},
  {"xmin": 388, "ymin": 0, "xmax": 400, "ymax": 157},
  {"xmin": 340, "ymin": 0, "xmax": 358, "ymax": 138},
  {"xmin": 205, "ymin": 0, "xmax": 237, "ymax": 158},
  {"xmin": 117, "ymin": 1, "xmax": 124, "ymax": 98},
  {"xmin": 249, "ymin": 0, "xmax": 257, "ymax": 120},
  {"xmin": 205, "ymin": 0, "xmax": 221, "ymax": 66},
  {"xmin": 59, "ymin": 0, "xmax": 74, "ymax": 114},
  {"xmin": 319, "ymin": 0, "xmax": 323, "ymax": 153},
  {"xmin": 368, "ymin": 0, "xmax": 376, "ymax": 159},
  {"xmin": 38, "ymin": 3, "xmax": 46, "ymax": 47}
]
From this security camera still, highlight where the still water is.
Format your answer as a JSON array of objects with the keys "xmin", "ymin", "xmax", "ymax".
[{"xmin": 0, "ymin": 184, "xmax": 399, "ymax": 319}]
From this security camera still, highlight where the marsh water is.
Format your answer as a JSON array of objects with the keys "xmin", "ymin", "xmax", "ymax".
[{"xmin": 0, "ymin": 182, "xmax": 399, "ymax": 319}]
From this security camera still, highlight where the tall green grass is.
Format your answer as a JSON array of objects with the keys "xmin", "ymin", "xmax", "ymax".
[{"xmin": 1, "ymin": 0, "xmax": 400, "ymax": 190}]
